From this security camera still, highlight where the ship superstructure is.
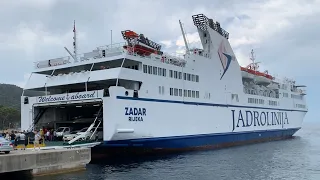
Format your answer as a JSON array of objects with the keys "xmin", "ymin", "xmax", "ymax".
[{"xmin": 21, "ymin": 14, "xmax": 307, "ymax": 153}]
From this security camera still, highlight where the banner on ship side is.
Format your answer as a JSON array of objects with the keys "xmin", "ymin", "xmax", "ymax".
[{"xmin": 36, "ymin": 90, "xmax": 103, "ymax": 103}]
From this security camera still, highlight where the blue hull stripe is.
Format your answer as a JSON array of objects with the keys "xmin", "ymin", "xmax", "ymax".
[
  {"xmin": 99, "ymin": 128, "xmax": 300, "ymax": 149},
  {"xmin": 116, "ymin": 96, "xmax": 307, "ymax": 113}
]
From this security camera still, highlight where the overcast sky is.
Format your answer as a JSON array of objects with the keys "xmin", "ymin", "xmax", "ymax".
[{"xmin": 0, "ymin": 0, "xmax": 319, "ymax": 122}]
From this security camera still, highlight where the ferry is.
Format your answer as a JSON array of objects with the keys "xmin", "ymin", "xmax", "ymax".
[{"xmin": 21, "ymin": 14, "xmax": 307, "ymax": 156}]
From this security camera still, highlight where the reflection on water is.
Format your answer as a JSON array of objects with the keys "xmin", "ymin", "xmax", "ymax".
[{"xmin": 13, "ymin": 123, "xmax": 320, "ymax": 180}]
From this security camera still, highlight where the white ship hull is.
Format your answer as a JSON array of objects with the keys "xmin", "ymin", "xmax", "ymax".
[{"xmin": 97, "ymin": 96, "xmax": 305, "ymax": 150}]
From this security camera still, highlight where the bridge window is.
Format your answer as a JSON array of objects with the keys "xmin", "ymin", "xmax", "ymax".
[
  {"xmin": 187, "ymin": 74, "xmax": 191, "ymax": 81},
  {"xmin": 232, "ymin": 94, "xmax": 239, "ymax": 102},
  {"xmin": 269, "ymin": 100, "xmax": 278, "ymax": 106},
  {"xmin": 143, "ymin": 65, "xmax": 147, "ymax": 73},
  {"xmin": 179, "ymin": 89, "xmax": 182, "ymax": 96},
  {"xmin": 291, "ymin": 94, "xmax": 302, "ymax": 100},
  {"xmin": 169, "ymin": 70, "xmax": 173, "ymax": 78},
  {"xmin": 196, "ymin": 91, "xmax": 199, "ymax": 98},
  {"xmin": 183, "ymin": 73, "xmax": 186, "ymax": 80},
  {"xmin": 159, "ymin": 86, "xmax": 165, "ymax": 95},
  {"xmin": 296, "ymin": 104, "xmax": 306, "ymax": 108},
  {"xmin": 170, "ymin": 88, "xmax": 173, "ymax": 96},
  {"xmin": 148, "ymin": 66, "xmax": 152, "ymax": 74},
  {"xmin": 174, "ymin": 88, "xmax": 178, "ymax": 96},
  {"xmin": 174, "ymin": 71, "xmax": 178, "ymax": 79},
  {"xmin": 248, "ymin": 98, "xmax": 264, "ymax": 104},
  {"xmin": 153, "ymin": 67, "xmax": 157, "ymax": 75},
  {"xmin": 178, "ymin": 72, "xmax": 182, "ymax": 79},
  {"xmin": 158, "ymin": 67, "xmax": 162, "ymax": 76}
]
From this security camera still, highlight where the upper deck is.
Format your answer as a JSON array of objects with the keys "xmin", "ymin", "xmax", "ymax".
[
  {"xmin": 25, "ymin": 38, "xmax": 198, "ymax": 94},
  {"xmin": 33, "ymin": 42, "xmax": 190, "ymax": 75}
]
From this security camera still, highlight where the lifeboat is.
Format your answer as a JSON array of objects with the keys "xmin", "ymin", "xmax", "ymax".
[
  {"xmin": 121, "ymin": 30, "xmax": 163, "ymax": 56},
  {"xmin": 240, "ymin": 66, "xmax": 273, "ymax": 85},
  {"xmin": 240, "ymin": 67, "xmax": 254, "ymax": 79}
]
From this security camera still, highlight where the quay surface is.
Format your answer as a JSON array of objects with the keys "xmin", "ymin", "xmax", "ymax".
[{"xmin": 0, "ymin": 148, "xmax": 91, "ymax": 176}]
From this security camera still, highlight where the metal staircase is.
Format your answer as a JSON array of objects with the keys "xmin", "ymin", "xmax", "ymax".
[{"xmin": 28, "ymin": 108, "xmax": 48, "ymax": 132}]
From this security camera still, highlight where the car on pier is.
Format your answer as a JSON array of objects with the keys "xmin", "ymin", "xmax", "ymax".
[{"xmin": 0, "ymin": 137, "xmax": 13, "ymax": 154}]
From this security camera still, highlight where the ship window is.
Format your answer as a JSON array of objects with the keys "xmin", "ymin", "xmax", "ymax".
[
  {"xmin": 196, "ymin": 91, "xmax": 199, "ymax": 98},
  {"xmin": 178, "ymin": 72, "xmax": 182, "ymax": 79},
  {"xmin": 179, "ymin": 89, "xmax": 182, "ymax": 97},
  {"xmin": 174, "ymin": 71, "xmax": 178, "ymax": 79},
  {"xmin": 163, "ymin": 69, "xmax": 166, "ymax": 76},
  {"xmin": 169, "ymin": 70, "xmax": 173, "ymax": 78},
  {"xmin": 183, "ymin": 73, "xmax": 186, "ymax": 80},
  {"xmin": 148, "ymin": 66, "xmax": 152, "ymax": 74},
  {"xmin": 196, "ymin": 75, "xmax": 199, "ymax": 82},
  {"xmin": 192, "ymin": 91, "xmax": 195, "ymax": 98},
  {"xmin": 296, "ymin": 104, "xmax": 306, "ymax": 108},
  {"xmin": 158, "ymin": 68, "xmax": 162, "ymax": 76},
  {"xmin": 192, "ymin": 75, "xmax": 195, "ymax": 81},
  {"xmin": 184, "ymin": 90, "xmax": 187, "ymax": 97},
  {"xmin": 170, "ymin": 88, "xmax": 173, "ymax": 96},
  {"xmin": 162, "ymin": 86, "xmax": 164, "ymax": 94},
  {"xmin": 208, "ymin": 93, "xmax": 211, "ymax": 99},
  {"xmin": 291, "ymin": 94, "xmax": 302, "ymax": 100},
  {"xmin": 159, "ymin": 86, "xmax": 161, "ymax": 94},
  {"xmin": 143, "ymin": 65, "xmax": 147, "ymax": 73},
  {"xmin": 153, "ymin": 67, "xmax": 157, "ymax": 75},
  {"xmin": 232, "ymin": 94, "xmax": 239, "ymax": 102},
  {"xmin": 269, "ymin": 100, "xmax": 278, "ymax": 106},
  {"xmin": 187, "ymin": 74, "xmax": 191, "ymax": 81},
  {"xmin": 283, "ymin": 93, "xmax": 288, "ymax": 98},
  {"xmin": 188, "ymin": 90, "xmax": 191, "ymax": 97},
  {"xmin": 174, "ymin": 88, "xmax": 178, "ymax": 96}
]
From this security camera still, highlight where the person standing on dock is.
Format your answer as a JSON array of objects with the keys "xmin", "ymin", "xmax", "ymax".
[
  {"xmin": 33, "ymin": 130, "xmax": 41, "ymax": 151},
  {"xmin": 19, "ymin": 131, "xmax": 26, "ymax": 150}
]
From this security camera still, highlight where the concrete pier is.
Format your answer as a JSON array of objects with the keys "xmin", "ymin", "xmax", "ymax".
[{"xmin": 0, "ymin": 148, "xmax": 91, "ymax": 176}]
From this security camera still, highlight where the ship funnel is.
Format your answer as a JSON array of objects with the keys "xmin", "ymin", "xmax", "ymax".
[{"xmin": 192, "ymin": 14, "xmax": 229, "ymax": 39}]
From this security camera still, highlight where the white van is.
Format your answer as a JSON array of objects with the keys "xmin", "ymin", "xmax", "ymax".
[{"xmin": 55, "ymin": 127, "xmax": 71, "ymax": 138}]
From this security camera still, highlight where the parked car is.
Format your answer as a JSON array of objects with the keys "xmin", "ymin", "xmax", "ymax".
[
  {"xmin": 0, "ymin": 137, "xmax": 13, "ymax": 154},
  {"xmin": 55, "ymin": 127, "xmax": 71, "ymax": 139},
  {"xmin": 63, "ymin": 130, "xmax": 80, "ymax": 142}
]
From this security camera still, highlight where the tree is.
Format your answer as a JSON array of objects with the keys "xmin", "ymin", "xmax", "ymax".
[{"xmin": 0, "ymin": 106, "xmax": 20, "ymax": 130}]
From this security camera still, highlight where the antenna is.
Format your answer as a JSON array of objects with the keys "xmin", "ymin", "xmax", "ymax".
[
  {"xmin": 111, "ymin": 30, "xmax": 113, "ymax": 45},
  {"xmin": 179, "ymin": 20, "xmax": 190, "ymax": 54},
  {"xmin": 249, "ymin": 49, "xmax": 260, "ymax": 71},
  {"xmin": 250, "ymin": 49, "xmax": 255, "ymax": 64},
  {"xmin": 73, "ymin": 20, "xmax": 78, "ymax": 63}
]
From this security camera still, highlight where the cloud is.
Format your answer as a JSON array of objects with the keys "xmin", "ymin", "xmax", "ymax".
[{"xmin": 0, "ymin": 0, "xmax": 320, "ymax": 86}]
